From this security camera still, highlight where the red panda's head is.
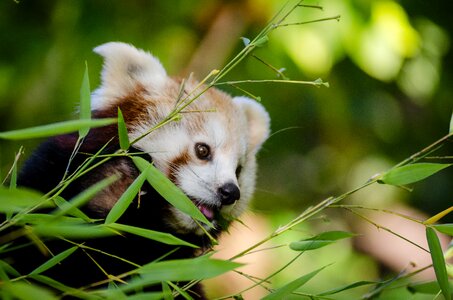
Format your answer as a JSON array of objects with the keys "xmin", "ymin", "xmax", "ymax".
[{"xmin": 92, "ymin": 42, "xmax": 270, "ymax": 234}]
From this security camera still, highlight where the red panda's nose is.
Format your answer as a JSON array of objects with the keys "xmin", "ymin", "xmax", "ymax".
[{"xmin": 218, "ymin": 182, "xmax": 240, "ymax": 205}]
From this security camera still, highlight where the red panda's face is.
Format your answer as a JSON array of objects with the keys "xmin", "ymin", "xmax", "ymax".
[{"xmin": 92, "ymin": 42, "xmax": 270, "ymax": 234}]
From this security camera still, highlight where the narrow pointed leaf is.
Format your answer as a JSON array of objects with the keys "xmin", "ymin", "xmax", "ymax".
[
  {"xmin": 105, "ymin": 169, "xmax": 147, "ymax": 224},
  {"xmin": 30, "ymin": 274, "xmax": 90, "ymax": 297},
  {"xmin": 317, "ymin": 280, "xmax": 377, "ymax": 296},
  {"xmin": 380, "ymin": 163, "xmax": 452, "ymax": 186},
  {"xmin": 408, "ymin": 280, "xmax": 442, "ymax": 295},
  {"xmin": 132, "ymin": 157, "xmax": 211, "ymax": 226},
  {"xmin": 3, "ymin": 281, "xmax": 57, "ymax": 300},
  {"xmin": 167, "ymin": 281, "xmax": 193, "ymax": 300},
  {"xmin": 0, "ymin": 260, "xmax": 20, "ymax": 278},
  {"xmin": 262, "ymin": 266, "xmax": 326, "ymax": 300},
  {"xmin": 0, "ymin": 118, "xmax": 116, "ymax": 140},
  {"xmin": 449, "ymin": 110, "xmax": 453, "ymax": 133},
  {"xmin": 290, "ymin": 231, "xmax": 356, "ymax": 251},
  {"xmin": 0, "ymin": 188, "xmax": 52, "ymax": 213},
  {"xmin": 120, "ymin": 292, "xmax": 164, "ymax": 300},
  {"xmin": 106, "ymin": 223, "xmax": 197, "ymax": 248},
  {"xmin": 161, "ymin": 281, "xmax": 173, "ymax": 300},
  {"xmin": 53, "ymin": 196, "xmax": 92, "ymax": 222},
  {"xmin": 52, "ymin": 175, "xmax": 118, "ymax": 218},
  {"xmin": 290, "ymin": 240, "xmax": 333, "ymax": 251},
  {"xmin": 33, "ymin": 223, "xmax": 115, "ymax": 239},
  {"xmin": 120, "ymin": 256, "xmax": 241, "ymax": 293},
  {"xmin": 30, "ymin": 246, "xmax": 78, "ymax": 275},
  {"xmin": 9, "ymin": 160, "xmax": 17, "ymax": 190},
  {"xmin": 16, "ymin": 214, "xmax": 86, "ymax": 225},
  {"xmin": 117, "ymin": 108, "xmax": 130, "ymax": 150},
  {"xmin": 79, "ymin": 62, "xmax": 92, "ymax": 138},
  {"xmin": 426, "ymin": 227, "xmax": 451, "ymax": 300},
  {"xmin": 432, "ymin": 224, "xmax": 453, "ymax": 236}
]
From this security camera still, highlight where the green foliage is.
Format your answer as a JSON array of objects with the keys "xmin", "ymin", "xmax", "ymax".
[
  {"xmin": 132, "ymin": 157, "xmax": 211, "ymax": 226},
  {"xmin": 0, "ymin": 0, "xmax": 451, "ymax": 299},
  {"xmin": 117, "ymin": 108, "xmax": 130, "ymax": 151},
  {"xmin": 426, "ymin": 227, "xmax": 452, "ymax": 300},
  {"xmin": 289, "ymin": 230, "xmax": 356, "ymax": 251},
  {"xmin": 79, "ymin": 62, "xmax": 92, "ymax": 139},
  {"xmin": 380, "ymin": 163, "xmax": 452, "ymax": 186},
  {"xmin": 261, "ymin": 266, "xmax": 326, "ymax": 300},
  {"xmin": 0, "ymin": 119, "xmax": 117, "ymax": 140}
]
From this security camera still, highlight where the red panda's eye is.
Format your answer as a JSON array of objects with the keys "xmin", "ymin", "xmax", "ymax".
[{"xmin": 195, "ymin": 143, "xmax": 211, "ymax": 160}]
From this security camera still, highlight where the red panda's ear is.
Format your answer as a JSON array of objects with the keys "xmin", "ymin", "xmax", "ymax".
[
  {"xmin": 233, "ymin": 96, "xmax": 270, "ymax": 153},
  {"xmin": 92, "ymin": 42, "xmax": 167, "ymax": 110}
]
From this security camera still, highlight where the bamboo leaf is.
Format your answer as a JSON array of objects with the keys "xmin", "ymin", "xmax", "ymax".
[
  {"xmin": 52, "ymin": 175, "xmax": 118, "ymax": 218},
  {"xmin": 106, "ymin": 223, "xmax": 197, "ymax": 248},
  {"xmin": 105, "ymin": 169, "xmax": 147, "ymax": 224},
  {"xmin": 0, "ymin": 118, "xmax": 117, "ymax": 140},
  {"xmin": 161, "ymin": 281, "xmax": 173, "ymax": 300},
  {"xmin": 380, "ymin": 163, "xmax": 452, "ymax": 186},
  {"xmin": 30, "ymin": 246, "xmax": 78, "ymax": 275},
  {"xmin": 424, "ymin": 206, "xmax": 453, "ymax": 225},
  {"xmin": 426, "ymin": 227, "xmax": 451, "ymax": 300},
  {"xmin": 79, "ymin": 62, "xmax": 92, "ymax": 138},
  {"xmin": 132, "ymin": 157, "xmax": 211, "ymax": 226},
  {"xmin": 290, "ymin": 231, "xmax": 356, "ymax": 251},
  {"xmin": 120, "ymin": 256, "xmax": 241, "ymax": 293},
  {"xmin": 166, "ymin": 281, "xmax": 193, "ymax": 300},
  {"xmin": 9, "ymin": 159, "xmax": 17, "ymax": 190},
  {"xmin": 432, "ymin": 224, "xmax": 453, "ymax": 236},
  {"xmin": 0, "ymin": 188, "xmax": 52, "ymax": 213},
  {"xmin": 16, "ymin": 214, "xmax": 86, "ymax": 225},
  {"xmin": 3, "ymin": 281, "xmax": 57, "ymax": 300},
  {"xmin": 119, "ymin": 292, "xmax": 164, "ymax": 300},
  {"xmin": 290, "ymin": 240, "xmax": 333, "ymax": 251},
  {"xmin": 317, "ymin": 280, "xmax": 377, "ymax": 296},
  {"xmin": 53, "ymin": 196, "xmax": 92, "ymax": 222},
  {"xmin": 117, "ymin": 108, "xmax": 130, "ymax": 150},
  {"xmin": 30, "ymin": 274, "xmax": 90, "ymax": 297},
  {"xmin": 408, "ymin": 280, "xmax": 442, "ymax": 295},
  {"xmin": 262, "ymin": 266, "xmax": 326, "ymax": 300},
  {"xmin": 449, "ymin": 109, "xmax": 453, "ymax": 133},
  {"xmin": 33, "ymin": 223, "xmax": 115, "ymax": 239},
  {"xmin": 0, "ymin": 260, "xmax": 20, "ymax": 278}
]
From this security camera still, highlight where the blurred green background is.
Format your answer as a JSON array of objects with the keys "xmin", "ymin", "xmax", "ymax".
[{"xmin": 0, "ymin": 0, "xmax": 452, "ymax": 298}]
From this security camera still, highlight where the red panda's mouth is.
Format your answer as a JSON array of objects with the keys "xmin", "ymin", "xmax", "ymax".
[
  {"xmin": 189, "ymin": 197, "xmax": 219, "ymax": 222},
  {"xmin": 197, "ymin": 203, "xmax": 215, "ymax": 221}
]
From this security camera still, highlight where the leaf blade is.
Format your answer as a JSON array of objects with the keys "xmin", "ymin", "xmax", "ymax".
[
  {"xmin": 0, "ymin": 118, "xmax": 117, "ymax": 140},
  {"xmin": 52, "ymin": 175, "xmax": 118, "ymax": 218},
  {"xmin": 132, "ymin": 157, "xmax": 211, "ymax": 226},
  {"xmin": 79, "ymin": 62, "xmax": 92, "ymax": 138},
  {"xmin": 30, "ymin": 246, "xmax": 78, "ymax": 275},
  {"xmin": 119, "ymin": 256, "xmax": 242, "ymax": 293},
  {"xmin": 290, "ymin": 231, "xmax": 356, "ymax": 251},
  {"xmin": 106, "ymin": 223, "xmax": 198, "ymax": 248},
  {"xmin": 0, "ymin": 188, "xmax": 51, "ymax": 214},
  {"xmin": 105, "ymin": 168, "xmax": 147, "ymax": 224},
  {"xmin": 380, "ymin": 163, "xmax": 452, "ymax": 186},
  {"xmin": 426, "ymin": 227, "xmax": 451, "ymax": 300},
  {"xmin": 262, "ymin": 266, "xmax": 326, "ymax": 300},
  {"xmin": 117, "ymin": 108, "xmax": 130, "ymax": 150}
]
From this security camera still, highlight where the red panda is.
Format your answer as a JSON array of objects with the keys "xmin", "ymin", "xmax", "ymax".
[{"xmin": 13, "ymin": 42, "xmax": 270, "ymax": 298}]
